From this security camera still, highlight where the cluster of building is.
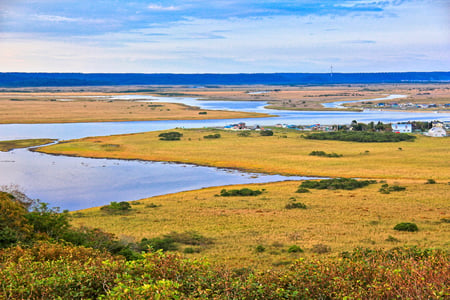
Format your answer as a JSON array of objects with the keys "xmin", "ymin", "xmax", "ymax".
[
  {"xmin": 223, "ymin": 121, "xmax": 448, "ymax": 137},
  {"xmin": 371, "ymin": 102, "xmax": 450, "ymax": 110}
]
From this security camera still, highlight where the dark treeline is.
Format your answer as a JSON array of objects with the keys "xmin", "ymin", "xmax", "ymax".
[{"xmin": 1, "ymin": 72, "xmax": 449, "ymax": 87}]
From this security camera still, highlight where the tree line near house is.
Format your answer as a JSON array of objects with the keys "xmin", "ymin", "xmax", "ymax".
[{"xmin": 305, "ymin": 131, "xmax": 416, "ymax": 142}]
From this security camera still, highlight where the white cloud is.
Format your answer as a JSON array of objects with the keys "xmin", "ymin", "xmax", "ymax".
[
  {"xmin": 34, "ymin": 14, "xmax": 82, "ymax": 22},
  {"xmin": 147, "ymin": 4, "xmax": 181, "ymax": 11}
]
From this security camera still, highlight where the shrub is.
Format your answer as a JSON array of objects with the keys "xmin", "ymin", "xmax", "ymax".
[
  {"xmin": 219, "ymin": 188, "xmax": 262, "ymax": 197},
  {"xmin": 309, "ymin": 151, "xmax": 342, "ymax": 157},
  {"xmin": 285, "ymin": 202, "xmax": 307, "ymax": 209},
  {"xmin": 260, "ymin": 130, "xmax": 274, "ymax": 136},
  {"xmin": 255, "ymin": 245, "xmax": 265, "ymax": 253},
  {"xmin": 295, "ymin": 187, "xmax": 310, "ymax": 193},
  {"xmin": 204, "ymin": 133, "xmax": 221, "ymax": 139},
  {"xmin": 300, "ymin": 178, "xmax": 377, "ymax": 190},
  {"xmin": 287, "ymin": 245, "xmax": 304, "ymax": 253},
  {"xmin": 394, "ymin": 222, "xmax": 419, "ymax": 232},
  {"xmin": 198, "ymin": 111, "xmax": 207, "ymax": 115},
  {"xmin": 426, "ymin": 179, "xmax": 436, "ymax": 184},
  {"xmin": 158, "ymin": 131, "xmax": 183, "ymax": 141},
  {"xmin": 379, "ymin": 184, "xmax": 406, "ymax": 194},
  {"xmin": 163, "ymin": 231, "xmax": 213, "ymax": 246},
  {"xmin": 100, "ymin": 201, "xmax": 131, "ymax": 214}
]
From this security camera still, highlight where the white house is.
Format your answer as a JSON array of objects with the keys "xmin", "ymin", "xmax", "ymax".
[
  {"xmin": 427, "ymin": 125, "xmax": 447, "ymax": 137},
  {"xmin": 392, "ymin": 123, "xmax": 412, "ymax": 133}
]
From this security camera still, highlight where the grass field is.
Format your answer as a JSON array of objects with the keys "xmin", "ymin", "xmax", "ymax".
[
  {"xmin": 38, "ymin": 128, "xmax": 450, "ymax": 180},
  {"xmin": 38, "ymin": 127, "xmax": 450, "ymax": 268},
  {"xmin": 71, "ymin": 179, "xmax": 450, "ymax": 269},
  {"xmin": 0, "ymin": 96, "xmax": 270, "ymax": 124},
  {"xmin": 0, "ymin": 139, "xmax": 56, "ymax": 151}
]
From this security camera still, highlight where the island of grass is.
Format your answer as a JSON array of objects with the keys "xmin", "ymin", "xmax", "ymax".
[
  {"xmin": 0, "ymin": 95, "xmax": 272, "ymax": 124},
  {"xmin": 36, "ymin": 128, "xmax": 450, "ymax": 180},
  {"xmin": 0, "ymin": 138, "xmax": 57, "ymax": 151}
]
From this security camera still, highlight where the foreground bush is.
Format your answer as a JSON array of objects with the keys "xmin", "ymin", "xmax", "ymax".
[
  {"xmin": 0, "ymin": 243, "xmax": 125, "ymax": 299},
  {"xmin": 0, "ymin": 245, "xmax": 448, "ymax": 299}
]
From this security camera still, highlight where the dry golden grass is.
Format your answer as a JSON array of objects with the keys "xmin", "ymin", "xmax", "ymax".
[
  {"xmin": 71, "ymin": 179, "xmax": 450, "ymax": 269},
  {"xmin": 0, "ymin": 139, "xmax": 56, "ymax": 152},
  {"xmin": 39, "ymin": 128, "xmax": 450, "ymax": 180},
  {"xmin": 0, "ymin": 96, "xmax": 269, "ymax": 124}
]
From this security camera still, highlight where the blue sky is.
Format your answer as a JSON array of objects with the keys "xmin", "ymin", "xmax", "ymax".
[{"xmin": 0, "ymin": 0, "xmax": 448, "ymax": 73}]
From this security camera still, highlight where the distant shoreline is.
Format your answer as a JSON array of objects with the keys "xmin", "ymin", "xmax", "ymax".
[{"xmin": 1, "ymin": 72, "xmax": 449, "ymax": 88}]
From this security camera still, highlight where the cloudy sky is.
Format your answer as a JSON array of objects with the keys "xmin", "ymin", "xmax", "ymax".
[{"xmin": 0, "ymin": 0, "xmax": 448, "ymax": 73}]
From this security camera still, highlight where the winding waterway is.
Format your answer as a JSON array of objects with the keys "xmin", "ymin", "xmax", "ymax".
[{"xmin": 0, "ymin": 94, "xmax": 448, "ymax": 210}]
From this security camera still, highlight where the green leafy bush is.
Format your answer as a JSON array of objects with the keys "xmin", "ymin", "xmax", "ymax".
[
  {"xmin": 219, "ymin": 188, "xmax": 262, "ymax": 197},
  {"xmin": 0, "ymin": 245, "xmax": 448, "ymax": 299},
  {"xmin": 300, "ymin": 178, "xmax": 377, "ymax": 190},
  {"xmin": 100, "ymin": 201, "xmax": 131, "ymax": 214},
  {"xmin": 158, "ymin": 131, "xmax": 183, "ymax": 141},
  {"xmin": 394, "ymin": 222, "xmax": 419, "ymax": 232},
  {"xmin": 426, "ymin": 179, "xmax": 436, "ymax": 184}
]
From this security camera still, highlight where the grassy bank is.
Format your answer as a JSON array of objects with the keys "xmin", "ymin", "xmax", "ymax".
[
  {"xmin": 0, "ymin": 98, "xmax": 271, "ymax": 124},
  {"xmin": 71, "ymin": 179, "xmax": 450, "ymax": 269},
  {"xmin": 38, "ymin": 128, "xmax": 450, "ymax": 180},
  {"xmin": 0, "ymin": 139, "xmax": 56, "ymax": 151}
]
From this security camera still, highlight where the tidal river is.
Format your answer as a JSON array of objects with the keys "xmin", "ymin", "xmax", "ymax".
[{"xmin": 0, "ymin": 95, "xmax": 447, "ymax": 210}]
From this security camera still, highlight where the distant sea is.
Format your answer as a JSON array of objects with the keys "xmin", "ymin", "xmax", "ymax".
[{"xmin": 0, "ymin": 72, "xmax": 449, "ymax": 88}]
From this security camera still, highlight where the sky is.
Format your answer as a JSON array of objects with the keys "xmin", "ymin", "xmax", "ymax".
[{"xmin": 0, "ymin": 0, "xmax": 449, "ymax": 73}]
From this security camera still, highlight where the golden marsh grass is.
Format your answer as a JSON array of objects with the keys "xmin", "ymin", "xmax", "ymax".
[
  {"xmin": 71, "ymin": 179, "xmax": 450, "ymax": 269},
  {"xmin": 0, "ymin": 97, "xmax": 270, "ymax": 124},
  {"xmin": 39, "ymin": 128, "xmax": 450, "ymax": 180}
]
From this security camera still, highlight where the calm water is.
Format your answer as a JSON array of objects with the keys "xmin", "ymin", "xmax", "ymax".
[
  {"xmin": 0, "ymin": 148, "xmax": 309, "ymax": 210},
  {"xmin": 0, "ymin": 95, "xmax": 448, "ymax": 210}
]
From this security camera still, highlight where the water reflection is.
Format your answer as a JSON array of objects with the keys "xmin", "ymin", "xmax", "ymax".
[{"xmin": 0, "ymin": 148, "xmax": 309, "ymax": 211}]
